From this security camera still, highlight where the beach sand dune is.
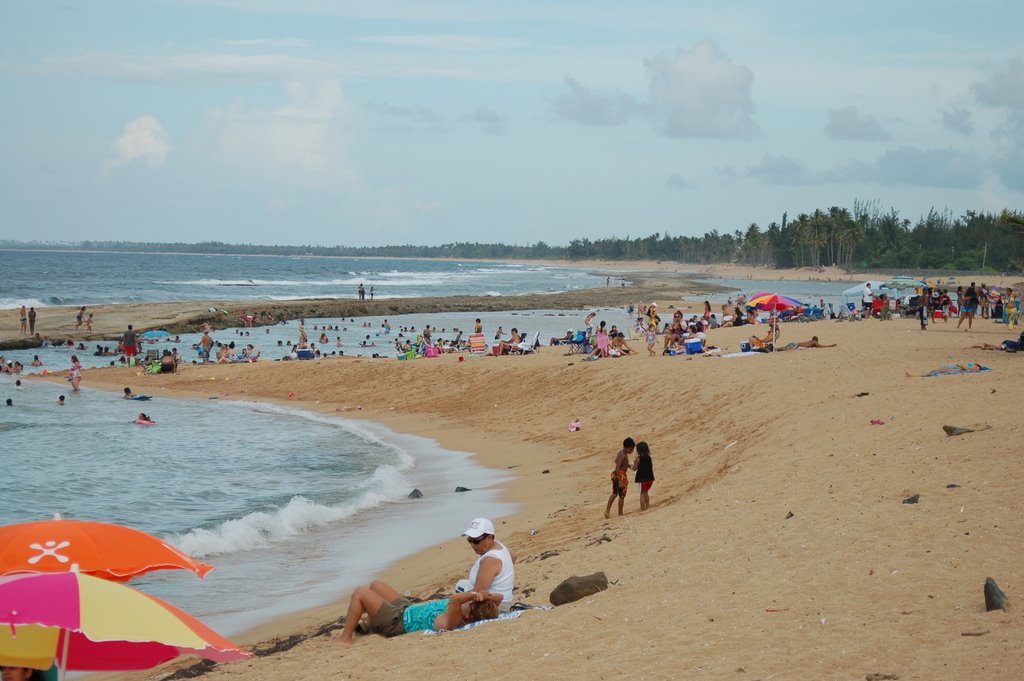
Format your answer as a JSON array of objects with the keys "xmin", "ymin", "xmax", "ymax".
[{"xmin": 68, "ymin": 312, "xmax": 1023, "ymax": 681}]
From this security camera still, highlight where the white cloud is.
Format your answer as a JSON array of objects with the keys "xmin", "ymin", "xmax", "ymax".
[
  {"xmin": 665, "ymin": 173, "xmax": 694, "ymax": 190},
  {"xmin": 551, "ymin": 76, "xmax": 638, "ymax": 127},
  {"xmin": 643, "ymin": 41, "xmax": 757, "ymax": 139},
  {"xmin": 992, "ymin": 112, "xmax": 1024, "ymax": 191},
  {"xmin": 200, "ymin": 81, "xmax": 356, "ymax": 190},
  {"xmin": 553, "ymin": 41, "xmax": 757, "ymax": 138},
  {"xmin": 972, "ymin": 58, "xmax": 1024, "ymax": 110},
  {"xmin": 34, "ymin": 52, "xmax": 338, "ymax": 83},
  {"xmin": 356, "ymin": 34, "xmax": 523, "ymax": 51},
  {"xmin": 744, "ymin": 154, "xmax": 815, "ymax": 185},
  {"xmin": 105, "ymin": 115, "xmax": 170, "ymax": 169},
  {"xmin": 222, "ymin": 38, "xmax": 311, "ymax": 48},
  {"xmin": 939, "ymin": 107, "xmax": 974, "ymax": 135},
  {"xmin": 368, "ymin": 102, "xmax": 446, "ymax": 133},
  {"xmin": 828, "ymin": 146, "xmax": 986, "ymax": 189},
  {"xmin": 469, "ymin": 106, "xmax": 506, "ymax": 135},
  {"xmin": 823, "ymin": 106, "xmax": 890, "ymax": 141}
]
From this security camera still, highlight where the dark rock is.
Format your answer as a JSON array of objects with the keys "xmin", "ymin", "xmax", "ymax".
[
  {"xmin": 902, "ymin": 494, "xmax": 919, "ymax": 505},
  {"xmin": 984, "ymin": 577, "xmax": 1007, "ymax": 612},
  {"xmin": 785, "ymin": 511, "xmax": 794, "ymax": 519},
  {"xmin": 549, "ymin": 571, "xmax": 609, "ymax": 606},
  {"xmin": 542, "ymin": 469, "xmax": 550, "ymax": 474},
  {"xmin": 407, "ymin": 489, "xmax": 423, "ymax": 499},
  {"xmin": 943, "ymin": 424, "xmax": 992, "ymax": 437},
  {"xmin": 946, "ymin": 483, "xmax": 961, "ymax": 489},
  {"xmin": 454, "ymin": 486, "xmax": 472, "ymax": 493},
  {"xmin": 865, "ymin": 674, "xmax": 899, "ymax": 681}
]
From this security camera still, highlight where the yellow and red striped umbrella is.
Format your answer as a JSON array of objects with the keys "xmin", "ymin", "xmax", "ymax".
[{"xmin": 0, "ymin": 571, "xmax": 249, "ymax": 675}]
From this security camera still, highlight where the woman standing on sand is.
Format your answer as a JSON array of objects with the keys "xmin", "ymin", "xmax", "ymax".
[{"xmin": 68, "ymin": 355, "xmax": 82, "ymax": 392}]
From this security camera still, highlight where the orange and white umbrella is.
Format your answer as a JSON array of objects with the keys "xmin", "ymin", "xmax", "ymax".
[{"xmin": 0, "ymin": 518, "xmax": 212, "ymax": 582}]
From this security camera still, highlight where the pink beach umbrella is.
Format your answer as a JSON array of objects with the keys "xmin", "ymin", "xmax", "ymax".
[
  {"xmin": 745, "ymin": 293, "xmax": 804, "ymax": 351},
  {"xmin": 0, "ymin": 571, "xmax": 250, "ymax": 680}
]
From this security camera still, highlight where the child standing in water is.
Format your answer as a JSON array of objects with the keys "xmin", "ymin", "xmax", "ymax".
[{"xmin": 633, "ymin": 441, "xmax": 655, "ymax": 511}]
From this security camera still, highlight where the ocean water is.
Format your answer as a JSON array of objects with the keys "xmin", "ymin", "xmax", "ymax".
[
  {"xmin": 0, "ymin": 250, "xmax": 601, "ymax": 309},
  {"xmin": 0, "ymin": 376, "xmax": 514, "ymax": 633}
]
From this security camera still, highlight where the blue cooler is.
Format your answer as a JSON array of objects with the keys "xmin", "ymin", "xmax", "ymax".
[
  {"xmin": 684, "ymin": 338, "xmax": 703, "ymax": 355},
  {"xmin": 739, "ymin": 341, "xmax": 751, "ymax": 352}
]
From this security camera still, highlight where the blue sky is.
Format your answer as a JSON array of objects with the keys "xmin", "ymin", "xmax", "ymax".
[{"xmin": 1, "ymin": 0, "xmax": 1021, "ymax": 247}]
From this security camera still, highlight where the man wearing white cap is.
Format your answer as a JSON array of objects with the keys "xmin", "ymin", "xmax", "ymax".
[{"xmin": 460, "ymin": 517, "xmax": 517, "ymax": 612}]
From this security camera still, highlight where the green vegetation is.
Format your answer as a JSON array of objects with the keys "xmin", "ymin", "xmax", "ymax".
[{"xmin": 3, "ymin": 202, "xmax": 1022, "ymax": 272}]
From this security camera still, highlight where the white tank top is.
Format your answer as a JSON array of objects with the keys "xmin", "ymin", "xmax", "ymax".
[{"xmin": 468, "ymin": 541, "xmax": 515, "ymax": 606}]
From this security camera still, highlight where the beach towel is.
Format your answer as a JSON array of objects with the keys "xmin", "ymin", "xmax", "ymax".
[
  {"xmin": 924, "ymin": 362, "xmax": 991, "ymax": 377},
  {"xmin": 719, "ymin": 351, "xmax": 764, "ymax": 358},
  {"xmin": 422, "ymin": 605, "xmax": 551, "ymax": 635}
]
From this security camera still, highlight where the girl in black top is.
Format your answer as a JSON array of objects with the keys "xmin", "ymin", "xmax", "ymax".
[{"xmin": 633, "ymin": 441, "xmax": 655, "ymax": 512}]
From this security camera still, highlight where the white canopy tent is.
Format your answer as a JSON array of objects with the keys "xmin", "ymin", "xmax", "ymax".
[{"xmin": 841, "ymin": 281, "xmax": 887, "ymax": 304}]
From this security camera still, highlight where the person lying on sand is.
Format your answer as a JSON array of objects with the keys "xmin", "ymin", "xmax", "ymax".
[
  {"xmin": 778, "ymin": 336, "xmax": 837, "ymax": 351},
  {"xmin": 905, "ymin": 362, "xmax": 989, "ymax": 377},
  {"xmin": 337, "ymin": 581, "xmax": 500, "ymax": 644},
  {"xmin": 970, "ymin": 331, "xmax": 1024, "ymax": 352}
]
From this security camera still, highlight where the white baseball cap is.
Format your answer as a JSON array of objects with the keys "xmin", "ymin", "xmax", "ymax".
[{"xmin": 462, "ymin": 517, "xmax": 495, "ymax": 538}]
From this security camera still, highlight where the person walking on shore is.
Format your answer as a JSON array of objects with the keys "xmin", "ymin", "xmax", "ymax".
[
  {"xmin": 122, "ymin": 324, "xmax": 138, "ymax": 363},
  {"xmin": 200, "ymin": 330, "xmax": 213, "ymax": 362},
  {"xmin": 75, "ymin": 306, "xmax": 86, "ymax": 330},
  {"xmin": 28, "ymin": 307, "xmax": 36, "ymax": 334},
  {"xmin": 604, "ymin": 437, "xmax": 635, "ymax": 519}
]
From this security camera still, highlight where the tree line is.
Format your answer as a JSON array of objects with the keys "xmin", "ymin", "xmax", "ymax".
[{"xmin": 3, "ymin": 204, "xmax": 1022, "ymax": 273}]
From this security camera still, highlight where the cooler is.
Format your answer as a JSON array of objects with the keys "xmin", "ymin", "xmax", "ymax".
[{"xmin": 684, "ymin": 338, "xmax": 703, "ymax": 355}]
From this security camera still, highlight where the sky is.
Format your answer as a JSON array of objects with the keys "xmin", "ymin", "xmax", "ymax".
[{"xmin": 1, "ymin": 0, "xmax": 1022, "ymax": 247}]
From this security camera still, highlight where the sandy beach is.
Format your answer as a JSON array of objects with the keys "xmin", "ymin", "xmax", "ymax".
[{"xmin": 29, "ymin": 277, "xmax": 1020, "ymax": 681}]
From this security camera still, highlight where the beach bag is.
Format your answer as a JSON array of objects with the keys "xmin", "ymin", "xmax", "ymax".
[{"xmin": 425, "ymin": 345, "xmax": 440, "ymax": 358}]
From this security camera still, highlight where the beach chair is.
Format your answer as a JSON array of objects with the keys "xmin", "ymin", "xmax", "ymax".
[
  {"xmin": 510, "ymin": 331, "xmax": 540, "ymax": 355},
  {"xmin": 564, "ymin": 330, "xmax": 592, "ymax": 355},
  {"xmin": 468, "ymin": 333, "xmax": 488, "ymax": 355}
]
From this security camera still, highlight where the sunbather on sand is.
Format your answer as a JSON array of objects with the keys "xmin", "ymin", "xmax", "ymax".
[
  {"xmin": 609, "ymin": 333, "xmax": 634, "ymax": 356},
  {"xmin": 749, "ymin": 326, "xmax": 776, "ymax": 350},
  {"xmin": 337, "ymin": 581, "xmax": 500, "ymax": 644},
  {"xmin": 970, "ymin": 331, "xmax": 1024, "ymax": 352},
  {"xmin": 778, "ymin": 336, "xmax": 836, "ymax": 350},
  {"xmin": 493, "ymin": 328, "xmax": 521, "ymax": 355},
  {"xmin": 905, "ymin": 362, "xmax": 989, "ymax": 377},
  {"xmin": 550, "ymin": 329, "xmax": 574, "ymax": 345}
]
